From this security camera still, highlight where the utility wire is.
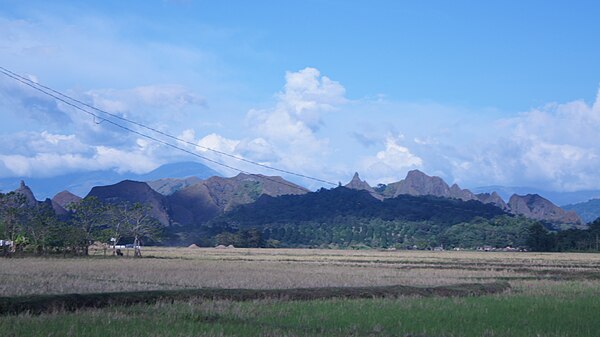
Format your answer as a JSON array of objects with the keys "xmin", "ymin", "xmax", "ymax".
[
  {"xmin": 0, "ymin": 67, "xmax": 336, "ymax": 191},
  {"xmin": 0, "ymin": 66, "xmax": 336, "ymax": 186}
]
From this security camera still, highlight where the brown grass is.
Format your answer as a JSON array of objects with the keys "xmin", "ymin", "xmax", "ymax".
[{"xmin": 1, "ymin": 247, "xmax": 599, "ymax": 297}]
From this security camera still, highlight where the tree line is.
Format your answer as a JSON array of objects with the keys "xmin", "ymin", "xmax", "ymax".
[
  {"xmin": 191, "ymin": 215, "xmax": 537, "ymax": 250},
  {"xmin": 526, "ymin": 219, "xmax": 600, "ymax": 252},
  {"xmin": 0, "ymin": 192, "xmax": 163, "ymax": 257},
  {"xmin": 198, "ymin": 215, "xmax": 600, "ymax": 252}
]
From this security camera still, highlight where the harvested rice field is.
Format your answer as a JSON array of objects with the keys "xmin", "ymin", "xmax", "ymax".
[{"xmin": 1, "ymin": 248, "xmax": 600, "ymax": 336}]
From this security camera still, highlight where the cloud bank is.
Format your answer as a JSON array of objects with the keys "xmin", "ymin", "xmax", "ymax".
[{"xmin": 2, "ymin": 63, "xmax": 600, "ymax": 192}]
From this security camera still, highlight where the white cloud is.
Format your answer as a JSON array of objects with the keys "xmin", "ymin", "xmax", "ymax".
[
  {"xmin": 178, "ymin": 129, "xmax": 197, "ymax": 145},
  {"xmin": 277, "ymin": 67, "xmax": 347, "ymax": 130},
  {"xmin": 93, "ymin": 146, "xmax": 159, "ymax": 174},
  {"xmin": 241, "ymin": 68, "xmax": 349, "ymax": 181},
  {"xmin": 0, "ymin": 68, "xmax": 213, "ymax": 176},
  {"xmin": 0, "ymin": 131, "xmax": 89, "ymax": 156},
  {"xmin": 359, "ymin": 135, "xmax": 423, "ymax": 184},
  {"xmin": 0, "ymin": 140, "xmax": 160, "ymax": 178},
  {"xmin": 197, "ymin": 133, "xmax": 240, "ymax": 154},
  {"xmin": 180, "ymin": 67, "xmax": 346, "ymax": 184},
  {"xmin": 236, "ymin": 138, "xmax": 278, "ymax": 163},
  {"xmin": 447, "ymin": 88, "xmax": 600, "ymax": 191}
]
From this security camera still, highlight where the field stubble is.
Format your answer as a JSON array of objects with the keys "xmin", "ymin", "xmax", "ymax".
[
  {"xmin": 2, "ymin": 248, "xmax": 600, "ymax": 336},
  {"xmin": 1, "ymin": 247, "xmax": 599, "ymax": 296}
]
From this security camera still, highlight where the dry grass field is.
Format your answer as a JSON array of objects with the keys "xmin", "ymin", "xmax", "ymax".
[
  {"xmin": 2, "ymin": 248, "xmax": 600, "ymax": 336},
  {"xmin": 1, "ymin": 247, "xmax": 599, "ymax": 296}
]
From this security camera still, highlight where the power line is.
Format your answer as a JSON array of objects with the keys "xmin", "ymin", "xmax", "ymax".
[
  {"xmin": 0, "ymin": 66, "xmax": 337, "ymax": 187},
  {"xmin": 0, "ymin": 66, "xmax": 337, "ymax": 191}
]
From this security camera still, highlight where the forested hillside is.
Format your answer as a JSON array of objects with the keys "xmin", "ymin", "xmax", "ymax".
[{"xmin": 177, "ymin": 187, "xmax": 536, "ymax": 249}]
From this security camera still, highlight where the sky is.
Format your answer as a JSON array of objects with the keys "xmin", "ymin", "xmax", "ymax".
[{"xmin": 1, "ymin": 0, "xmax": 600, "ymax": 192}]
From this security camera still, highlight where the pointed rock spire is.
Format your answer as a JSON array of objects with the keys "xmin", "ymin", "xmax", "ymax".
[
  {"xmin": 14, "ymin": 180, "xmax": 38, "ymax": 207},
  {"xmin": 344, "ymin": 172, "xmax": 383, "ymax": 200}
]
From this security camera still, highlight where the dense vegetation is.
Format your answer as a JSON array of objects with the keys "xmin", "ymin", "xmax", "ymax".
[
  {"xmin": 3, "ymin": 186, "xmax": 600, "ymax": 252},
  {"xmin": 527, "ymin": 218, "xmax": 600, "ymax": 252},
  {"xmin": 0, "ymin": 192, "xmax": 163, "ymax": 256},
  {"xmin": 176, "ymin": 188, "xmax": 533, "ymax": 249},
  {"xmin": 219, "ymin": 187, "xmax": 508, "ymax": 225},
  {"xmin": 179, "ymin": 187, "xmax": 600, "ymax": 251}
]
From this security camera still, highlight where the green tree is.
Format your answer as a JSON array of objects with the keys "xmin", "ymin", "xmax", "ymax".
[
  {"xmin": 126, "ymin": 203, "xmax": 163, "ymax": 257},
  {"xmin": 68, "ymin": 196, "xmax": 108, "ymax": 255},
  {"xmin": 105, "ymin": 202, "xmax": 136, "ymax": 256},
  {"xmin": 26, "ymin": 203, "xmax": 62, "ymax": 255},
  {"xmin": 0, "ymin": 192, "xmax": 28, "ymax": 255},
  {"xmin": 526, "ymin": 223, "xmax": 556, "ymax": 252}
]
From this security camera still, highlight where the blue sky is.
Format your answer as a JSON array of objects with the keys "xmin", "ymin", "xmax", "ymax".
[{"xmin": 1, "ymin": 0, "xmax": 600, "ymax": 192}]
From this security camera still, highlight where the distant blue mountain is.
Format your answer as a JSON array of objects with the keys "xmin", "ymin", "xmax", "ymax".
[
  {"xmin": 472, "ymin": 185, "xmax": 600, "ymax": 207},
  {"xmin": 0, "ymin": 161, "xmax": 220, "ymax": 200},
  {"xmin": 563, "ymin": 199, "xmax": 600, "ymax": 224}
]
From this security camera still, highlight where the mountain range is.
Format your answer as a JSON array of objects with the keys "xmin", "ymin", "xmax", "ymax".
[
  {"xmin": 7, "ymin": 166, "xmax": 591, "ymax": 236},
  {"xmin": 346, "ymin": 170, "xmax": 582, "ymax": 226},
  {"xmin": 471, "ymin": 185, "xmax": 600, "ymax": 207},
  {"xmin": 34, "ymin": 168, "xmax": 582, "ymax": 227},
  {"xmin": 0, "ymin": 161, "xmax": 219, "ymax": 199},
  {"xmin": 6, "ymin": 165, "xmax": 596, "ymax": 248},
  {"xmin": 563, "ymin": 199, "xmax": 600, "ymax": 223}
]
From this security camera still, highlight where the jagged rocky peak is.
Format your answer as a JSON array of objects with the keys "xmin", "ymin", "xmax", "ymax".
[
  {"xmin": 344, "ymin": 172, "xmax": 383, "ymax": 200},
  {"xmin": 393, "ymin": 169, "xmax": 451, "ymax": 197},
  {"xmin": 508, "ymin": 193, "xmax": 582, "ymax": 225},
  {"xmin": 345, "ymin": 172, "xmax": 372, "ymax": 190},
  {"xmin": 449, "ymin": 183, "xmax": 477, "ymax": 201},
  {"xmin": 14, "ymin": 180, "xmax": 38, "ymax": 207},
  {"xmin": 390, "ymin": 170, "xmax": 474, "ymax": 201},
  {"xmin": 476, "ymin": 192, "xmax": 509, "ymax": 211}
]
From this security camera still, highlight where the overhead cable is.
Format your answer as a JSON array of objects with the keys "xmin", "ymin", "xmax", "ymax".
[
  {"xmin": 0, "ymin": 66, "xmax": 336, "ymax": 187},
  {"xmin": 0, "ymin": 67, "xmax": 336, "ymax": 192}
]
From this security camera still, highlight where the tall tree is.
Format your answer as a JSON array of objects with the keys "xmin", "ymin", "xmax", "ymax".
[
  {"xmin": 68, "ymin": 196, "xmax": 107, "ymax": 255},
  {"xmin": 105, "ymin": 202, "xmax": 135, "ymax": 256},
  {"xmin": 0, "ymin": 192, "xmax": 28, "ymax": 254},
  {"xmin": 126, "ymin": 203, "xmax": 162, "ymax": 257},
  {"xmin": 26, "ymin": 203, "xmax": 61, "ymax": 255}
]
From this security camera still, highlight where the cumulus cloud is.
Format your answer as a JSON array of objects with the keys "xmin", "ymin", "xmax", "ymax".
[
  {"xmin": 359, "ymin": 135, "xmax": 423, "ymax": 184},
  {"xmin": 235, "ymin": 138, "xmax": 278, "ymax": 163},
  {"xmin": 0, "ymin": 136, "xmax": 160, "ymax": 178},
  {"xmin": 197, "ymin": 133, "xmax": 240, "ymax": 154},
  {"xmin": 178, "ymin": 67, "xmax": 346, "ymax": 184},
  {"xmin": 239, "ymin": 68, "xmax": 350, "ymax": 181},
  {"xmin": 276, "ymin": 67, "xmax": 346, "ymax": 130},
  {"xmin": 448, "ymin": 89, "xmax": 600, "ymax": 191},
  {"xmin": 0, "ymin": 77, "xmax": 206, "ymax": 178},
  {"xmin": 0, "ymin": 131, "xmax": 89, "ymax": 157}
]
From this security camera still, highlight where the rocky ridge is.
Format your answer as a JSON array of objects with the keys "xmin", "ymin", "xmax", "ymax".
[
  {"xmin": 508, "ymin": 194, "xmax": 582, "ymax": 226},
  {"xmin": 8, "ymin": 168, "xmax": 583, "ymax": 228},
  {"xmin": 344, "ymin": 173, "xmax": 383, "ymax": 200},
  {"xmin": 343, "ymin": 170, "xmax": 582, "ymax": 226}
]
